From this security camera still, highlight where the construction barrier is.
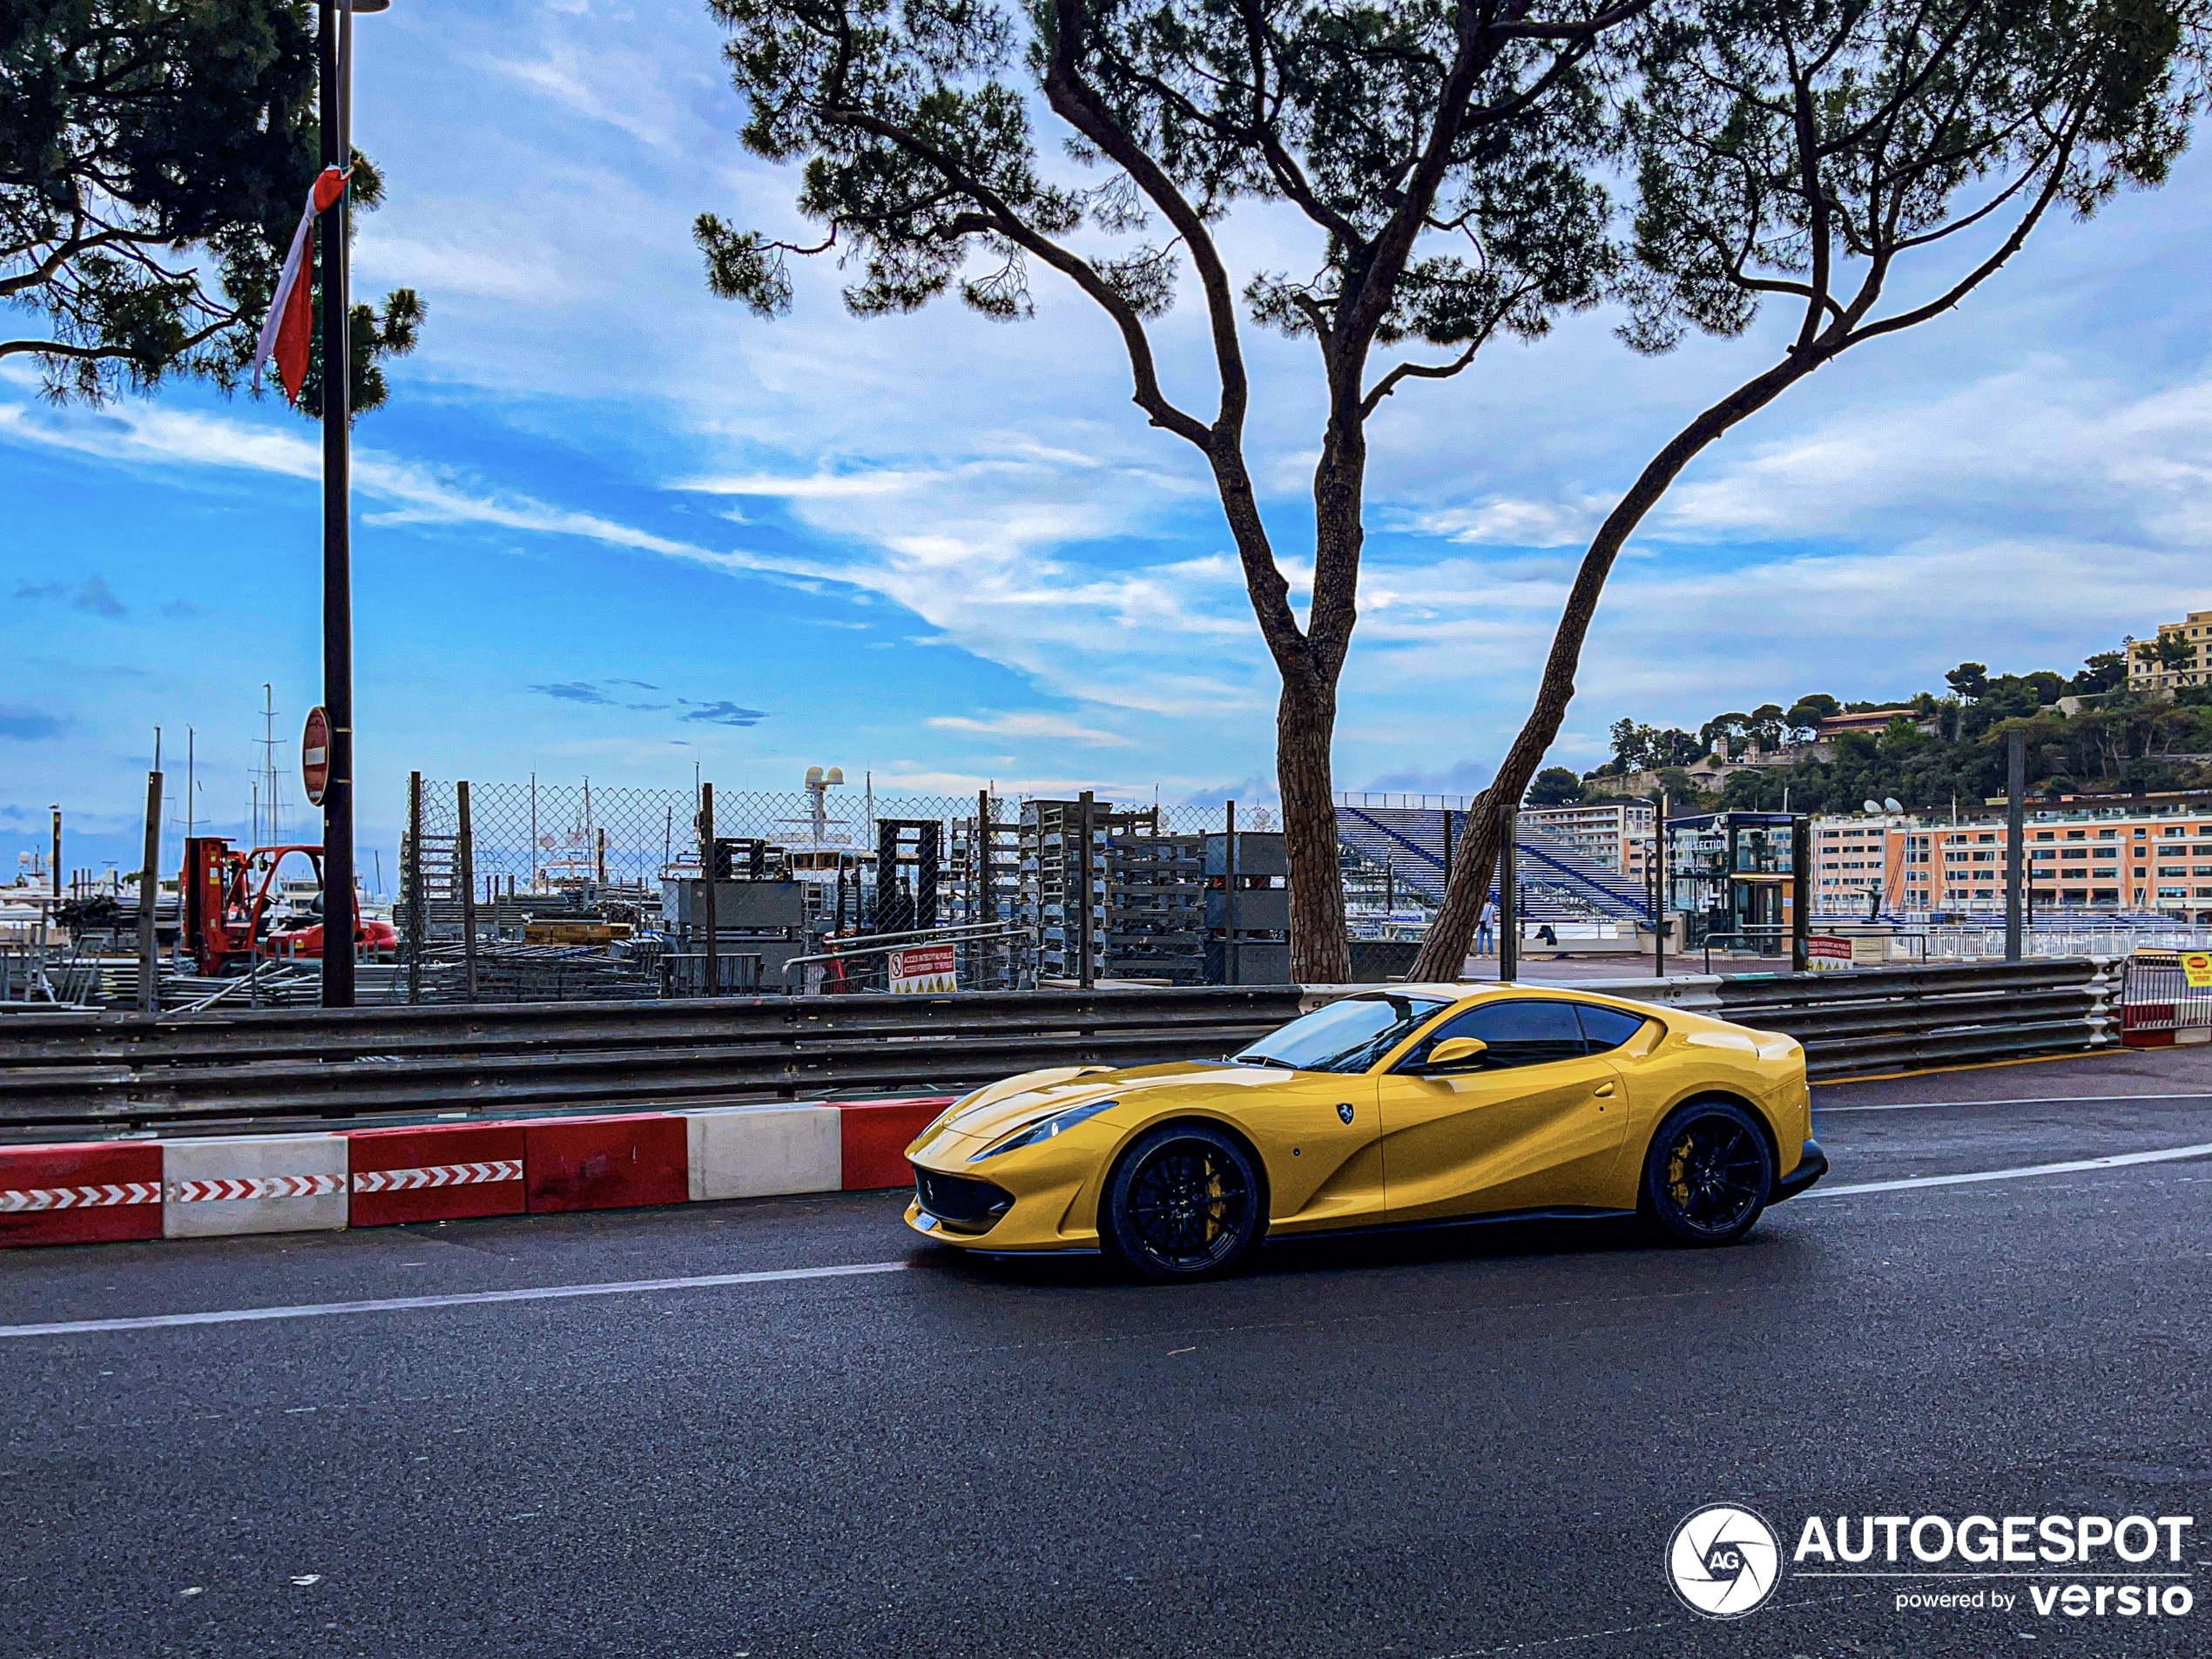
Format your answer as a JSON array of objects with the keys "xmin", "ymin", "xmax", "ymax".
[{"xmin": 2119, "ymin": 950, "xmax": 2212, "ymax": 1049}]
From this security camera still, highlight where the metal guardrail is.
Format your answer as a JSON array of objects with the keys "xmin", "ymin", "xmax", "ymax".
[
  {"xmin": 1715, "ymin": 957, "xmax": 2115, "ymax": 1079},
  {"xmin": 0, "ymin": 986, "xmax": 1316, "ymax": 1136},
  {"xmin": 0, "ymin": 960, "xmax": 2117, "ymax": 1136}
]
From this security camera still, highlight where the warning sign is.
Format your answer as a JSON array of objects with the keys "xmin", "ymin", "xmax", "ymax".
[
  {"xmin": 1805, "ymin": 935, "xmax": 1855, "ymax": 972},
  {"xmin": 2184, "ymin": 952, "xmax": 2212, "ymax": 989},
  {"xmin": 888, "ymin": 942, "xmax": 957, "ymax": 995}
]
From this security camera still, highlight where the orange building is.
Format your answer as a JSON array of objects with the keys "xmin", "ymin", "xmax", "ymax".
[{"xmin": 1814, "ymin": 799, "xmax": 2212, "ymax": 920}]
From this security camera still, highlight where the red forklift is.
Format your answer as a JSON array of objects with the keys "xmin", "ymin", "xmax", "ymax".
[{"xmin": 179, "ymin": 837, "xmax": 398, "ymax": 975}]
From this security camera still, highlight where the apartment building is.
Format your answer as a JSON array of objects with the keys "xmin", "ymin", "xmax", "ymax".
[
  {"xmin": 2127, "ymin": 608, "xmax": 2212, "ymax": 692},
  {"xmin": 1811, "ymin": 799, "xmax": 2212, "ymax": 919},
  {"xmin": 1519, "ymin": 800, "xmax": 1656, "ymax": 883}
]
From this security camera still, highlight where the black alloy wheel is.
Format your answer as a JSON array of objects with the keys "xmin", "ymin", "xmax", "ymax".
[
  {"xmin": 1641, "ymin": 1099, "xmax": 1774, "ymax": 1246},
  {"xmin": 1103, "ymin": 1123, "xmax": 1262, "ymax": 1282}
]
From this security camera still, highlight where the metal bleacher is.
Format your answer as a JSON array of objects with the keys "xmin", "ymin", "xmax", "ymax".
[{"xmin": 1335, "ymin": 805, "xmax": 1652, "ymax": 924}]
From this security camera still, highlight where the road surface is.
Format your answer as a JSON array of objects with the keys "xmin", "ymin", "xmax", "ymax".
[{"xmin": 3, "ymin": 1045, "xmax": 2209, "ymax": 1656}]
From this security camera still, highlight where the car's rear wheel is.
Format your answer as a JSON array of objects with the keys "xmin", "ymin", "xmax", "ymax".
[
  {"xmin": 1641, "ymin": 1100, "xmax": 1773, "ymax": 1246},
  {"xmin": 1102, "ymin": 1123, "xmax": 1261, "ymax": 1282}
]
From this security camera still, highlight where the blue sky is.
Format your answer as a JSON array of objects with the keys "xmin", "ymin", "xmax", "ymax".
[{"xmin": 4, "ymin": 0, "xmax": 2210, "ymax": 889}]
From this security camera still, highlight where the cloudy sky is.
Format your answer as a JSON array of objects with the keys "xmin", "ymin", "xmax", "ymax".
[{"xmin": 4, "ymin": 0, "xmax": 2209, "ymax": 885}]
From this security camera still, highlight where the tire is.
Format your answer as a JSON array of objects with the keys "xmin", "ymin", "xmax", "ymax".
[
  {"xmin": 1640, "ymin": 1099, "xmax": 1774, "ymax": 1247},
  {"xmin": 1101, "ymin": 1123, "xmax": 1263, "ymax": 1282}
]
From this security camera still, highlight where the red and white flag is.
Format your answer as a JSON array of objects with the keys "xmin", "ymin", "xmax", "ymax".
[{"xmin": 253, "ymin": 166, "xmax": 350, "ymax": 405}]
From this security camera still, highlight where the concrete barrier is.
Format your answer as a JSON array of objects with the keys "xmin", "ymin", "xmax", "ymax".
[
  {"xmin": 161, "ymin": 1133, "xmax": 348, "ymax": 1239},
  {"xmin": 347, "ymin": 1123, "xmax": 527, "ymax": 1227},
  {"xmin": 523, "ymin": 1114, "xmax": 688, "ymax": 1214},
  {"xmin": 0, "ymin": 1141, "xmax": 163, "ymax": 1248},
  {"xmin": 839, "ymin": 1096, "xmax": 954, "ymax": 1191},
  {"xmin": 685, "ymin": 1104, "xmax": 841, "ymax": 1202}
]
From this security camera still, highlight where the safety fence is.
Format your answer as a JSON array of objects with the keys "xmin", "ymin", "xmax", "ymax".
[
  {"xmin": 0, "ymin": 958, "xmax": 2120, "ymax": 1138},
  {"xmin": 2118, "ymin": 949, "xmax": 2212, "ymax": 1049}
]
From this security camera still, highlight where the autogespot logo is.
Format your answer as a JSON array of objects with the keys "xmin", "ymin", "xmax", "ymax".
[{"xmin": 1668, "ymin": 1503, "xmax": 1784, "ymax": 1619}]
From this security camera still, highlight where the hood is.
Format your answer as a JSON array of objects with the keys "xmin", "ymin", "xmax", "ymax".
[{"xmin": 921, "ymin": 1059, "xmax": 1289, "ymax": 1147}]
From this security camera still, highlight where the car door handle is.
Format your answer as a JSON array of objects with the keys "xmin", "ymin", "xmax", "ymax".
[{"xmin": 1593, "ymin": 1082, "xmax": 1615, "ymax": 1098}]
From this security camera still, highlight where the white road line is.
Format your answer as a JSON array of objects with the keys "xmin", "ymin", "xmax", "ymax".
[
  {"xmin": 1819, "ymin": 1091, "xmax": 2212, "ymax": 1116},
  {"xmin": 1808, "ymin": 1141, "xmax": 2212, "ymax": 1197},
  {"xmin": 0, "ymin": 1260, "xmax": 911, "ymax": 1340}
]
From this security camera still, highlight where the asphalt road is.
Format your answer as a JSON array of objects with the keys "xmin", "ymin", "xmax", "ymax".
[{"xmin": 4, "ymin": 1046, "xmax": 2209, "ymax": 1658}]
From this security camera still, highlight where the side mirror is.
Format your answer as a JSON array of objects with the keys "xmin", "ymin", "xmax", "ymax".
[{"xmin": 1422, "ymin": 1036, "xmax": 1489, "ymax": 1072}]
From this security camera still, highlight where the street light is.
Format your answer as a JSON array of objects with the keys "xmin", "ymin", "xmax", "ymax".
[{"xmin": 319, "ymin": 0, "xmax": 390, "ymax": 1008}]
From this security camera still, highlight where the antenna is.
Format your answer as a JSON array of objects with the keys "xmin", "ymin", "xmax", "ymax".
[
  {"xmin": 256, "ymin": 684, "xmax": 287, "ymax": 847},
  {"xmin": 1883, "ymin": 797, "xmax": 1902, "ymax": 813}
]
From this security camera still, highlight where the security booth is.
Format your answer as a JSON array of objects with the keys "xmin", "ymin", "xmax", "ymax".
[{"xmin": 1664, "ymin": 813, "xmax": 1802, "ymax": 955}]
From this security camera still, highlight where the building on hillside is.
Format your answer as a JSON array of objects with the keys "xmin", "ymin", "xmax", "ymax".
[
  {"xmin": 2128, "ymin": 608, "xmax": 2212, "ymax": 692},
  {"xmin": 1518, "ymin": 801, "xmax": 1655, "ymax": 883},
  {"xmin": 1816, "ymin": 705, "xmax": 1927, "ymax": 740},
  {"xmin": 1811, "ymin": 794, "xmax": 2212, "ymax": 920}
]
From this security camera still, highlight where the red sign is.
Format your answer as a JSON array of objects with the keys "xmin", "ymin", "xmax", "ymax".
[
  {"xmin": 888, "ymin": 942, "xmax": 958, "ymax": 994},
  {"xmin": 301, "ymin": 705, "xmax": 331, "ymax": 807}
]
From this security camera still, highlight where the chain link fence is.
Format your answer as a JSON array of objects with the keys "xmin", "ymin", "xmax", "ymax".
[{"xmin": 388, "ymin": 776, "xmax": 1290, "ymax": 1002}]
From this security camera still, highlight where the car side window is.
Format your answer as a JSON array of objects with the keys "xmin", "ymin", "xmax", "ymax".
[
  {"xmin": 1575, "ymin": 1005, "xmax": 1650, "ymax": 1055},
  {"xmin": 1397, "ymin": 1001, "xmax": 1588, "ymax": 1072}
]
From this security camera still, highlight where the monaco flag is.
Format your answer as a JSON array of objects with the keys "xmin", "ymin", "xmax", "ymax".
[{"xmin": 253, "ymin": 166, "xmax": 349, "ymax": 405}]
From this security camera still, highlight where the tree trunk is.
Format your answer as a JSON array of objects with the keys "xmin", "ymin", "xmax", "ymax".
[
  {"xmin": 1410, "ymin": 354, "xmax": 1822, "ymax": 981},
  {"xmin": 1278, "ymin": 674, "xmax": 1351, "ymax": 983}
]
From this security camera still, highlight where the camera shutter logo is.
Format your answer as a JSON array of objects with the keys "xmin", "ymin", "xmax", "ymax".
[{"xmin": 1667, "ymin": 1503, "xmax": 1783, "ymax": 1618}]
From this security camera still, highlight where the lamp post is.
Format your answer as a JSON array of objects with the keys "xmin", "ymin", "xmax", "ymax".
[{"xmin": 318, "ymin": 0, "xmax": 388, "ymax": 1008}]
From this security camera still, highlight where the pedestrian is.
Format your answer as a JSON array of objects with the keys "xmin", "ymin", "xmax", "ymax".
[{"xmin": 1476, "ymin": 896, "xmax": 1498, "ymax": 957}]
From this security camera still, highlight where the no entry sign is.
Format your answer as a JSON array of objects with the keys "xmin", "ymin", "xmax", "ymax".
[{"xmin": 301, "ymin": 705, "xmax": 331, "ymax": 807}]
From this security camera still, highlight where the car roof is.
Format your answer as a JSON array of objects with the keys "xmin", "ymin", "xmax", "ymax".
[{"xmin": 1343, "ymin": 981, "xmax": 1688, "ymax": 1022}]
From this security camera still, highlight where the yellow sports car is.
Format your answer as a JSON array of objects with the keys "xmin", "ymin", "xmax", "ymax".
[{"xmin": 904, "ymin": 984, "xmax": 1825, "ymax": 1280}]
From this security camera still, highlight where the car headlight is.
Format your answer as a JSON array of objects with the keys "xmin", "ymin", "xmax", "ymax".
[{"xmin": 969, "ymin": 1099, "xmax": 1116, "ymax": 1162}]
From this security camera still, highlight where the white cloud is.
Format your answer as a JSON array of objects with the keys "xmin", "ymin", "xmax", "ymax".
[
  {"xmin": 927, "ymin": 711, "xmax": 1132, "ymax": 746},
  {"xmin": 0, "ymin": 397, "xmax": 730, "ymax": 568}
]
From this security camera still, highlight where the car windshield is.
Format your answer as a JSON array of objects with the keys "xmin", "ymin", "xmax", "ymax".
[{"xmin": 1233, "ymin": 995, "xmax": 1449, "ymax": 1074}]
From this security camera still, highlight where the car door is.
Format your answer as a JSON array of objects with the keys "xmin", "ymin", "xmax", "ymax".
[
  {"xmin": 1375, "ymin": 999, "xmax": 1630, "ymax": 1223},
  {"xmin": 1233, "ymin": 1069, "xmax": 1388, "ymax": 1236}
]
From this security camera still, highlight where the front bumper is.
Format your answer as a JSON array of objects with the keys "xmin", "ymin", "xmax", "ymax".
[
  {"xmin": 1772, "ymin": 1137, "xmax": 1828, "ymax": 1204},
  {"xmin": 910, "ymin": 1166, "xmax": 1014, "ymax": 1235}
]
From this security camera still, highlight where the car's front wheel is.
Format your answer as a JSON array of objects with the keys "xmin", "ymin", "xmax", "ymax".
[
  {"xmin": 1641, "ymin": 1099, "xmax": 1774, "ymax": 1246},
  {"xmin": 1102, "ymin": 1123, "xmax": 1261, "ymax": 1282}
]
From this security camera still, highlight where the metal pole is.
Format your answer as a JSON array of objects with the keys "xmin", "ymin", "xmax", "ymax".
[
  {"xmin": 1498, "ymin": 806, "xmax": 1519, "ymax": 983},
  {"xmin": 317, "ymin": 0, "xmax": 356, "ymax": 1008},
  {"xmin": 1654, "ymin": 794, "xmax": 1667, "ymax": 980},
  {"xmin": 977, "ymin": 787, "xmax": 992, "ymax": 989},
  {"xmin": 2005, "ymin": 729, "xmax": 2026, "ymax": 962},
  {"xmin": 137, "ymin": 772, "xmax": 162, "ymax": 1014},
  {"xmin": 1224, "ymin": 799, "xmax": 1238, "ymax": 987},
  {"xmin": 1076, "ymin": 791, "xmax": 1095, "ymax": 988},
  {"xmin": 698, "ymin": 783, "xmax": 718, "ymax": 996},
  {"xmin": 404, "ymin": 771, "xmax": 421, "ymax": 1004},
  {"xmin": 457, "ymin": 780, "xmax": 477, "ymax": 1002},
  {"xmin": 1791, "ymin": 812, "xmax": 1811, "ymax": 974}
]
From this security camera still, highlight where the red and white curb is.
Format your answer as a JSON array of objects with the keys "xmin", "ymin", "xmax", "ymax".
[{"xmin": 0, "ymin": 1096, "xmax": 952, "ymax": 1250}]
